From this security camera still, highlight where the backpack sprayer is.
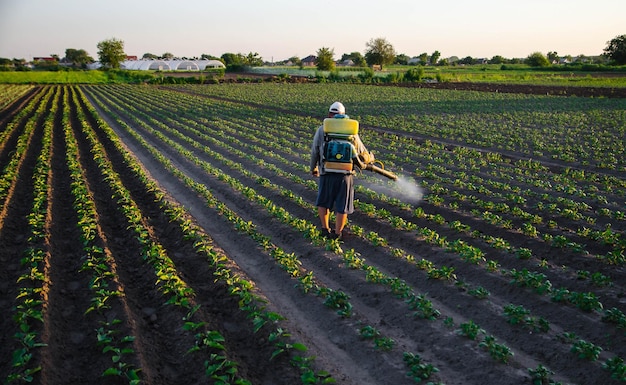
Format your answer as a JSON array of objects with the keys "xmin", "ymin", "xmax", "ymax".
[{"xmin": 323, "ymin": 116, "xmax": 398, "ymax": 181}]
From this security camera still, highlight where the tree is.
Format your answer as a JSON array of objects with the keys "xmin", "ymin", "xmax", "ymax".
[
  {"xmin": 65, "ymin": 48, "xmax": 93, "ymax": 67},
  {"xmin": 221, "ymin": 53, "xmax": 244, "ymax": 67},
  {"xmin": 489, "ymin": 55, "xmax": 506, "ymax": 64},
  {"xmin": 395, "ymin": 53, "xmax": 410, "ymax": 65},
  {"xmin": 364, "ymin": 37, "xmax": 396, "ymax": 69},
  {"xmin": 603, "ymin": 34, "xmax": 626, "ymax": 65},
  {"xmin": 575, "ymin": 54, "xmax": 588, "ymax": 63},
  {"xmin": 418, "ymin": 53, "xmax": 429, "ymax": 65},
  {"xmin": 526, "ymin": 52, "xmax": 550, "ymax": 67},
  {"xmin": 547, "ymin": 51, "xmax": 559, "ymax": 63},
  {"xmin": 142, "ymin": 53, "xmax": 158, "ymax": 60},
  {"xmin": 459, "ymin": 56, "xmax": 475, "ymax": 65},
  {"xmin": 200, "ymin": 53, "xmax": 220, "ymax": 60},
  {"xmin": 429, "ymin": 50, "xmax": 441, "ymax": 66},
  {"xmin": 97, "ymin": 38, "xmax": 126, "ymax": 69},
  {"xmin": 340, "ymin": 52, "xmax": 366, "ymax": 67},
  {"xmin": 244, "ymin": 52, "xmax": 263, "ymax": 66},
  {"xmin": 161, "ymin": 52, "xmax": 174, "ymax": 60},
  {"xmin": 287, "ymin": 56, "xmax": 302, "ymax": 67},
  {"xmin": 315, "ymin": 47, "xmax": 335, "ymax": 71}
]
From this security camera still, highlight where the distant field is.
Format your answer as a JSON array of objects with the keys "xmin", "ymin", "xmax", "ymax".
[
  {"xmin": 0, "ymin": 71, "xmax": 110, "ymax": 83},
  {"xmin": 251, "ymin": 65, "xmax": 626, "ymax": 87},
  {"xmin": 2, "ymin": 66, "xmax": 626, "ymax": 87},
  {"xmin": 0, "ymin": 70, "xmax": 152, "ymax": 84}
]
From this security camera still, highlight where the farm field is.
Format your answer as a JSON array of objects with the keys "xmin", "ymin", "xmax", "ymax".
[{"xmin": 0, "ymin": 82, "xmax": 625, "ymax": 385}]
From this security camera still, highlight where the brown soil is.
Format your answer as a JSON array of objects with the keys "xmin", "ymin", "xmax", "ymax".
[{"xmin": 0, "ymin": 83, "xmax": 624, "ymax": 385}]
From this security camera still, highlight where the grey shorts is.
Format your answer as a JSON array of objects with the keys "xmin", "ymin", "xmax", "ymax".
[{"xmin": 315, "ymin": 173, "xmax": 354, "ymax": 214}]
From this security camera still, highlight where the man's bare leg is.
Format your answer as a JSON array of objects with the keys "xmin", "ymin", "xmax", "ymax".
[
  {"xmin": 318, "ymin": 207, "xmax": 331, "ymax": 232},
  {"xmin": 335, "ymin": 213, "xmax": 348, "ymax": 236}
]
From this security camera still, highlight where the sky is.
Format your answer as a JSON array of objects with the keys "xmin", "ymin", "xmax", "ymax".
[{"xmin": 0, "ymin": 0, "xmax": 624, "ymax": 62}]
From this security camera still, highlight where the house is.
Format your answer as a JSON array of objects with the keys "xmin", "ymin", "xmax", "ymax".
[
  {"xmin": 301, "ymin": 55, "xmax": 316, "ymax": 67},
  {"xmin": 33, "ymin": 57, "xmax": 56, "ymax": 62},
  {"xmin": 407, "ymin": 57, "xmax": 421, "ymax": 65}
]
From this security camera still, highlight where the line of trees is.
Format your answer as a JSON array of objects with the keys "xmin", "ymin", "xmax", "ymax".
[
  {"xmin": 2, "ymin": 34, "xmax": 625, "ymax": 71},
  {"xmin": 84, "ymin": 33, "xmax": 626, "ymax": 69}
]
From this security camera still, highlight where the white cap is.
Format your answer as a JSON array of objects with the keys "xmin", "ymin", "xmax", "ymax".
[{"xmin": 329, "ymin": 102, "xmax": 345, "ymax": 114}]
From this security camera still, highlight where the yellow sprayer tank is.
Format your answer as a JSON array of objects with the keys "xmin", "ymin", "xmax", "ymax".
[{"xmin": 323, "ymin": 117, "xmax": 359, "ymax": 136}]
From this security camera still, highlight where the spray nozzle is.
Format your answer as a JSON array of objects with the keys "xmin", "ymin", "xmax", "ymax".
[{"xmin": 354, "ymin": 153, "xmax": 398, "ymax": 180}]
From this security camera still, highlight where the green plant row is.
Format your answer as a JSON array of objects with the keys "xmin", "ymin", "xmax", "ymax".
[
  {"xmin": 5, "ymin": 87, "xmax": 56, "ymax": 383},
  {"xmin": 62, "ymin": 88, "xmax": 141, "ymax": 383},
  {"xmin": 0, "ymin": 84, "xmax": 33, "ymax": 111},
  {"xmin": 0, "ymin": 87, "xmax": 52, "ymax": 213}
]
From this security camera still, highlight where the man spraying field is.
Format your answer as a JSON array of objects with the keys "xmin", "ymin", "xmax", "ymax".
[{"xmin": 310, "ymin": 102, "xmax": 397, "ymax": 240}]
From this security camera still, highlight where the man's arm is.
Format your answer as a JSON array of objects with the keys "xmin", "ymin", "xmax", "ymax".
[
  {"xmin": 353, "ymin": 134, "xmax": 368, "ymax": 155},
  {"xmin": 310, "ymin": 127, "xmax": 322, "ymax": 175}
]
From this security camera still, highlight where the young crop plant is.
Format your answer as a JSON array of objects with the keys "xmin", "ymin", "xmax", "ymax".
[
  {"xmin": 297, "ymin": 271, "xmax": 317, "ymax": 294},
  {"xmin": 407, "ymin": 294, "xmax": 441, "ymax": 320},
  {"xmin": 528, "ymin": 364, "xmax": 561, "ymax": 385},
  {"xmin": 479, "ymin": 335, "xmax": 514, "ymax": 364},
  {"xmin": 486, "ymin": 259, "xmax": 501, "ymax": 273},
  {"xmin": 427, "ymin": 266, "xmax": 456, "ymax": 281},
  {"xmin": 503, "ymin": 304, "xmax": 550, "ymax": 332},
  {"xmin": 458, "ymin": 320, "xmax": 484, "ymax": 340},
  {"xmin": 590, "ymin": 272, "xmax": 612, "ymax": 287},
  {"xmin": 508, "ymin": 268, "xmax": 553, "ymax": 295},
  {"xmin": 188, "ymin": 329, "xmax": 251, "ymax": 385},
  {"xmin": 359, "ymin": 326, "xmax": 395, "ymax": 351},
  {"xmin": 403, "ymin": 352, "xmax": 439, "ymax": 383},
  {"xmin": 364, "ymin": 265, "xmax": 388, "ymax": 284},
  {"xmin": 366, "ymin": 231, "xmax": 388, "ymax": 247},
  {"xmin": 603, "ymin": 356, "xmax": 626, "ymax": 382},
  {"xmin": 96, "ymin": 323, "xmax": 140, "ymax": 383},
  {"xmin": 515, "ymin": 247, "xmax": 533, "ymax": 260},
  {"xmin": 342, "ymin": 249, "xmax": 365, "ymax": 270},
  {"xmin": 568, "ymin": 291, "xmax": 603, "ymax": 313},
  {"xmin": 602, "ymin": 307, "xmax": 626, "ymax": 329},
  {"xmin": 468, "ymin": 286, "xmax": 490, "ymax": 299},
  {"xmin": 317, "ymin": 287, "xmax": 353, "ymax": 318},
  {"xmin": 571, "ymin": 339, "xmax": 602, "ymax": 361}
]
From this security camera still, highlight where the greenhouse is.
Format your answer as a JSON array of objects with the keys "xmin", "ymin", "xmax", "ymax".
[
  {"xmin": 121, "ymin": 60, "xmax": 170, "ymax": 71},
  {"xmin": 116, "ymin": 59, "xmax": 226, "ymax": 71}
]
